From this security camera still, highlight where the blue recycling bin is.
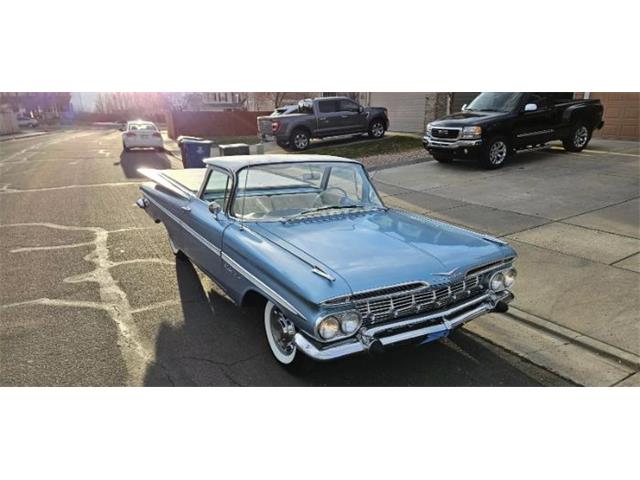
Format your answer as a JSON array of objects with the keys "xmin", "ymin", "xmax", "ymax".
[{"xmin": 179, "ymin": 138, "xmax": 213, "ymax": 168}]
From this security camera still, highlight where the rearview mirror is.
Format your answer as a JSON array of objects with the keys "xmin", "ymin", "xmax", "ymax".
[
  {"xmin": 524, "ymin": 103, "xmax": 538, "ymax": 112},
  {"xmin": 209, "ymin": 201, "xmax": 222, "ymax": 217},
  {"xmin": 303, "ymin": 172, "xmax": 321, "ymax": 182}
]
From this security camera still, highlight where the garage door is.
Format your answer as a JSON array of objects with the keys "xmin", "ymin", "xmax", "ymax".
[
  {"xmin": 368, "ymin": 93, "xmax": 428, "ymax": 133},
  {"xmin": 590, "ymin": 92, "xmax": 639, "ymax": 140}
]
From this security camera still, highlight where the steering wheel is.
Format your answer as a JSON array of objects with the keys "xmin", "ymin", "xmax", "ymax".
[{"xmin": 312, "ymin": 186, "xmax": 349, "ymax": 207}]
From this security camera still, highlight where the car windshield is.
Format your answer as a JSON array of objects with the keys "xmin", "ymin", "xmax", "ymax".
[
  {"xmin": 466, "ymin": 93, "xmax": 522, "ymax": 113},
  {"xmin": 232, "ymin": 162, "xmax": 384, "ymax": 221}
]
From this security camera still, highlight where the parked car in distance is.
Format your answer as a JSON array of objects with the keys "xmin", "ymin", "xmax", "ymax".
[
  {"xmin": 17, "ymin": 115, "xmax": 38, "ymax": 128},
  {"xmin": 257, "ymin": 96, "xmax": 389, "ymax": 151},
  {"xmin": 423, "ymin": 92, "xmax": 605, "ymax": 169},
  {"xmin": 137, "ymin": 155, "xmax": 518, "ymax": 370},
  {"xmin": 122, "ymin": 121, "xmax": 164, "ymax": 152}
]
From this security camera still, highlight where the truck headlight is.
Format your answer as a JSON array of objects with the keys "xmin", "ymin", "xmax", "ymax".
[
  {"xmin": 503, "ymin": 268, "xmax": 517, "ymax": 288},
  {"xmin": 462, "ymin": 126, "xmax": 482, "ymax": 139},
  {"xmin": 426, "ymin": 123, "xmax": 433, "ymax": 134},
  {"xmin": 340, "ymin": 311, "xmax": 362, "ymax": 334},
  {"xmin": 318, "ymin": 316, "xmax": 340, "ymax": 339}
]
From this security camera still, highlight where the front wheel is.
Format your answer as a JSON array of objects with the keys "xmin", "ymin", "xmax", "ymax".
[
  {"xmin": 479, "ymin": 136, "xmax": 510, "ymax": 169},
  {"xmin": 563, "ymin": 123, "xmax": 592, "ymax": 152},
  {"xmin": 264, "ymin": 301, "xmax": 310, "ymax": 372},
  {"xmin": 368, "ymin": 119, "xmax": 386, "ymax": 138}
]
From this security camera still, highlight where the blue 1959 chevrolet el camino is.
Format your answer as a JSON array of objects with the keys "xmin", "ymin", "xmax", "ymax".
[{"xmin": 137, "ymin": 154, "xmax": 517, "ymax": 370}]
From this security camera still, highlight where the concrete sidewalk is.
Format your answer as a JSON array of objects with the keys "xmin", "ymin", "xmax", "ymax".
[{"xmin": 373, "ymin": 139, "xmax": 640, "ymax": 386}]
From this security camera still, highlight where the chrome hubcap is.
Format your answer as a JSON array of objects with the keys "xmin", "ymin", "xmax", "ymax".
[
  {"xmin": 372, "ymin": 122, "xmax": 384, "ymax": 137},
  {"xmin": 294, "ymin": 133, "xmax": 309, "ymax": 149},
  {"xmin": 269, "ymin": 307, "xmax": 295, "ymax": 355},
  {"xmin": 574, "ymin": 126, "xmax": 588, "ymax": 148},
  {"xmin": 489, "ymin": 141, "xmax": 507, "ymax": 164}
]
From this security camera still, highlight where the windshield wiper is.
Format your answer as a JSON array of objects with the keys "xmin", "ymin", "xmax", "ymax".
[{"xmin": 282, "ymin": 204, "xmax": 365, "ymax": 223}]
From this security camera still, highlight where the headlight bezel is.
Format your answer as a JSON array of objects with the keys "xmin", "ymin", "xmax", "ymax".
[
  {"xmin": 488, "ymin": 268, "xmax": 517, "ymax": 292},
  {"xmin": 461, "ymin": 125, "xmax": 482, "ymax": 139},
  {"xmin": 315, "ymin": 310, "xmax": 362, "ymax": 342}
]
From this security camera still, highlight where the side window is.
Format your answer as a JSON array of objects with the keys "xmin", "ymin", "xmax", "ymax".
[
  {"xmin": 326, "ymin": 165, "xmax": 363, "ymax": 202},
  {"xmin": 318, "ymin": 100, "xmax": 337, "ymax": 113},
  {"xmin": 338, "ymin": 100, "xmax": 360, "ymax": 113},
  {"xmin": 202, "ymin": 169, "xmax": 232, "ymax": 209},
  {"xmin": 529, "ymin": 93, "xmax": 549, "ymax": 110}
]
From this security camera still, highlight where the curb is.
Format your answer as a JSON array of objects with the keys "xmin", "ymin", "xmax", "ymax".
[
  {"xmin": 0, "ymin": 131, "xmax": 50, "ymax": 142},
  {"xmin": 506, "ymin": 306, "xmax": 640, "ymax": 370}
]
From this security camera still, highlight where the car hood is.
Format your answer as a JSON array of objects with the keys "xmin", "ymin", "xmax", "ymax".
[
  {"xmin": 252, "ymin": 210, "xmax": 515, "ymax": 295},
  {"xmin": 431, "ymin": 110, "xmax": 511, "ymax": 128}
]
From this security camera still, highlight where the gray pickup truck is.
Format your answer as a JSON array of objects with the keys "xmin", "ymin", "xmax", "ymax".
[{"xmin": 257, "ymin": 96, "xmax": 389, "ymax": 151}]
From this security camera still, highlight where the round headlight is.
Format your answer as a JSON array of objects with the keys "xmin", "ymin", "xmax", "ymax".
[
  {"xmin": 490, "ymin": 272, "xmax": 505, "ymax": 291},
  {"xmin": 318, "ymin": 316, "xmax": 340, "ymax": 340},
  {"xmin": 503, "ymin": 268, "xmax": 517, "ymax": 288},
  {"xmin": 340, "ymin": 311, "xmax": 361, "ymax": 334}
]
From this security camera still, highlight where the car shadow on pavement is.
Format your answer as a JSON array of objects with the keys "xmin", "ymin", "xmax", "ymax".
[
  {"xmin": 117, "ymin": 149, "xmax": 172, "ymax": 178},
  {"xmin": 143, "ymin": 257, "xmax": 569, "ymax": 387}
]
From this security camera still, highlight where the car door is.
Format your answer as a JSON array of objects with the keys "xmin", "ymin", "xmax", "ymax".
[
  {"xmin": 179, "ymin": 167, "xmax": 233, "ymax": 280},
  {"xmin": 513, "ymin": 93, "xmax": 555, "ymax": 147},
  {"xmin": 315, "ymin": 99, "xmax": 342, "ymax": 137},
  {"xmin": 337, "ymin": 99, "xmax": 368, "ymax": 134}
]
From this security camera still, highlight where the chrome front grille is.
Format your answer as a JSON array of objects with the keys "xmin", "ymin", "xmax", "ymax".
[
  {"xmin": 430, "ymin": 127, "xmax": 460, "ymax": 139},
  {"xmin": 355, "ymin": 276, "xmax": 482, "ymax": 324}
]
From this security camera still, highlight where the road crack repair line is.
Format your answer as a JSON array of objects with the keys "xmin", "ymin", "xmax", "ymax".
[{"xmin": 0, "ymin": 222, "xmax": 175, "ymax": 384}]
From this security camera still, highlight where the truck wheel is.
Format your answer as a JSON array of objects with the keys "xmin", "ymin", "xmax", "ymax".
[
  {"xmin": 432, "ymin": 152, "xmax": 454, "ymax": 163},
  {"xmin": 368, "ymin": 119, "xmax": 386, "ymax": 138},
  {"xmin": 264, "ymin": 301, "xmax": 310, "ymax": 373},
  {"xmin": 290, "ymin": 129, "xmax": 310, "ymax": 151},
  {"xmin": 563, "ymin": 123, "xmax": 592, "ymax": 152},
  {"xmin": 479, "ymin": 136, "xmax": 510, "ymax": 169}
]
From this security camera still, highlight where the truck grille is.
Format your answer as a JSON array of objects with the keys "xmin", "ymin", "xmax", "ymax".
[
  {"xmin": 355, "ymin": 276, "xmax": 482, "ymax": 324},
  {"xmin": 430, "ymin": 127, "xmax": 460, "ymax": 139}
]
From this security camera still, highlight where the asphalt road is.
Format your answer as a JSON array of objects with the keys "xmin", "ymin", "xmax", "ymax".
[{"xmin": 0, "ymin": 128, "xmax": 572, "ymax": 386}]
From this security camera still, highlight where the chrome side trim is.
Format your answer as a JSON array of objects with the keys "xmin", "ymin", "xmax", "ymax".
[
  {"xmin": 145, "ymin": 196, "xmax": 221, "ymax": 256},
  {"xmin": 516, "ymin": 129, "xmax": 553, "ymax": 138},
  {"xmin": 221, "ymin": 252, "xmax": 304, "ymax": 319}
]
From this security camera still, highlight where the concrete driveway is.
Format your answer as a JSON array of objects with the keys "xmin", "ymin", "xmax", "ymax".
[{"xmin": 375, "ymin": 139, "xmax": 640, "ymax": 385}]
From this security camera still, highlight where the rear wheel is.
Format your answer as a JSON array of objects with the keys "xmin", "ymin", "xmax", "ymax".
[
  {"xmin": 290, "ymin": 129, "xmax": 310, "ymax": 151},
  {"xmin": 368, "ymin": 119, "xmax": 386, "ymax": 138},
  {"xmin": 479, "ymin": 136, "xmax": 510, "ymax": 169},
  {"xmin": 563, "ymin": 123, "xmax": 592, "ymax": 152},
  {"xmin": 264, "ymin": 301, "xmax": 310, "ymax": 372},
  {"xmin": 431, "ymin": 151, "xmax": 454, "ymax": 163}
]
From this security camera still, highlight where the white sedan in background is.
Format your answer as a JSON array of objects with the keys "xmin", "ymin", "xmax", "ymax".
[{"xmin": 122, "ymin": 121, "xmax": 164, "ymax": 151}]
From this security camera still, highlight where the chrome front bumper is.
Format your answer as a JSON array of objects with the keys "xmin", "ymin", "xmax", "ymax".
[
  {"xmin": 295, "ymin": 291, "xmax": 513, "ymax": 361},
  {"xmin": 423, "ymin": 135, "xmax": 482, "ymax": 149}
]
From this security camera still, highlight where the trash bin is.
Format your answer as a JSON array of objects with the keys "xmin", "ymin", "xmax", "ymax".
[
  {"xmin": 179, "ymin": 138, "xmax": 214, "ymax": 168},
  {"xmin": 218, "ymin": 143, "xmax": 250, "ymax": 156}
]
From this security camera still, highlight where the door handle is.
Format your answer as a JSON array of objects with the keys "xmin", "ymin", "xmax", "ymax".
[
  {"xmin": 319, "ymin": 117, "xmax": 327, "ymax": 121},
  {"xmin": 180, "ymin": 206, "xmax": 191, "ymax": 213},
  {"xmin": 341, "ymin": 115, "xmax": 348, "ymax": 118}
]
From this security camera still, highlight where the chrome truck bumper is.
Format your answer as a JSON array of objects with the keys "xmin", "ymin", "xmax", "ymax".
[
  {"xmin": 422, "ymin": 135, "xmax": 483, "ymax": 149},
  {"xmin": 295, "ymin": 291, "xmax": 513, "ymax": 361}
]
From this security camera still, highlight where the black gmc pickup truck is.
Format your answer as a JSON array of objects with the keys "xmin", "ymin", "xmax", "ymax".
[{"xmin": 423, "ymin": 93, "xmax": 604, "ymax": 169}]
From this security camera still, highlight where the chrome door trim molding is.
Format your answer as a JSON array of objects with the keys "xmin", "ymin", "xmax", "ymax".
[
  {"xmin": 221, "ymin": 252, "xmax": 304, "ymax": 319},
  {"xmin": 516, "ymin": 129, "xmax": 554, "ymax": 138},
  {"xmin": 146, "ymin": 196, "xmax": 221, "ymax": 256}
]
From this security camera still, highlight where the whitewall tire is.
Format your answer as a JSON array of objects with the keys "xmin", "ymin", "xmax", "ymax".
[{"xmin": 264, "ymin": 301, "xmax": 310, "ymax": 371}]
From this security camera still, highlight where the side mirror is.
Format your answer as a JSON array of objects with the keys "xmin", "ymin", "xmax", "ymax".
[
  {"xmin": 524, "ymin": 103, "xmax": 538, "ymax": 112},
  {"xmin": 461, "ymin": 104, "xmax": 467, "ymax": 111},
  {"xmin": 359, "ymin": 106, "xmax": 364, "ymax": 113},
  {"xmin": 209, "ymin": 201, "xmax": 222, "ymax": 217}
]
